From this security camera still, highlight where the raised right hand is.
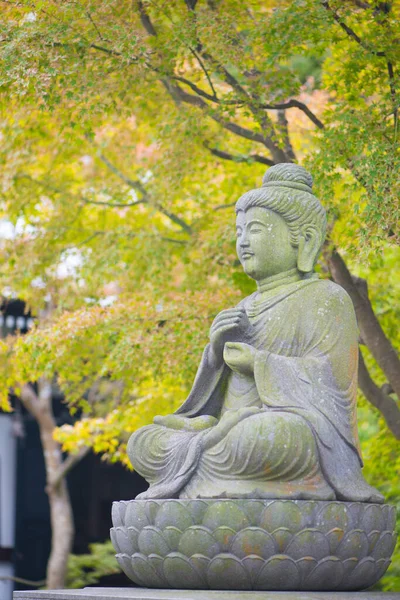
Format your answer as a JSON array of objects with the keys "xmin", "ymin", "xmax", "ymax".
[{"xmin": 209, "ymin": 307, "xmax": 250, "ymax": 366}]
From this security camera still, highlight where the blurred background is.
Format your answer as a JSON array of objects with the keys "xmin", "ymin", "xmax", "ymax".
[{"xmin": 0, "ymin": 1, "xmax": 399, "ymax": 596}]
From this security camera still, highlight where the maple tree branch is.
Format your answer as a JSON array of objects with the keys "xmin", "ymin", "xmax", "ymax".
[
  {"xmin": 204, "ymin": 142, "xmax": 274, "ymax": 166},
  {"xmin": 47, "ymin": 446, "xmax": 90, "ymax": 492},
  {"xmin": 387, "ymin": 61, "xmax": 398, "ymax": 131},
  {"xmin": 184, "ymin": 0, "xmax": 198, "ymax": 10},
  {"xmin": 321, "ymin": 0, "xmax": 386, "ymax": 56},
  {"xmin": 358, "ymin": 351, "xmax": 400, "ymax": 439},
  {"xmin": 260, "ymin": 100, "xmax": 325, "ymax": 130},
  {"xmin": 86, "ymin": 10, "xmax": 107, "ymax": 42},
  {"xmin": 172, "ymin": 75, "xmax": 220, "ymax": 103},
  {"xmin": 90, "ymin": 144, "xmax": 193, "ymax": 234},
  {"xmin": 188, "ymin": 47, "xmax": 218, "ymax": 99},
  {"xmin": 0, "ymin": 576, "xmax": 47, "ymax": 587},
  {"xmin": 19, "ymin": 383, "xmax": 40, "ymax": 416},
  {"xmin": 327, "ymin": 248, "xmax": 400, "ymax": 403},
  {"xmin": 81, "ymin": 197, "xmax": 146, "ymax": 208},
  {"xmin": 137, "ymin": 0, "xmax": 157, "ymax": 36},
  {"xmin": 277, "ymin": 110, "xmax": 296, "ymax": 162}
]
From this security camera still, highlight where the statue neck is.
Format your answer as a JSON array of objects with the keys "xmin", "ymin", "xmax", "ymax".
[{"xmin": 256, "ymin": 267, "xmax": 303, "ymax": 294}]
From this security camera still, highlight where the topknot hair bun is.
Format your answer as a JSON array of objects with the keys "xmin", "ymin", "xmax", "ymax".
[{"xmin": 262, "ymin": 163, "xmax": 313, "ymax": 191}]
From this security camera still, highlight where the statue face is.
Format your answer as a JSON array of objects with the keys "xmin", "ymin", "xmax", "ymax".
[{"xmin": 236, "ymin": 207, "xmax": 298, "ymax": 281}]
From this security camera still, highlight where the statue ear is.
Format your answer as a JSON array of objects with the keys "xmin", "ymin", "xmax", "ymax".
[{"xmin": 297, "ymin": 226, "xmax": 321, "ymax": 273}]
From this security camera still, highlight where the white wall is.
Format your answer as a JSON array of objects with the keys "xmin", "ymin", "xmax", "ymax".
[{"xmin": 0, "ymin": 414, "xmax": 17, "ymax": 600}]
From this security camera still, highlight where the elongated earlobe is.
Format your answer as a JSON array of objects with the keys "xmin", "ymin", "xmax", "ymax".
[{"xmin": 297, "ymin": 227, "xmax": 321, "ymax": 273}]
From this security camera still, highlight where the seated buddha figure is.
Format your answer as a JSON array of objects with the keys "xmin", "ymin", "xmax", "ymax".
[{"xmin": 128, "ymin": 163, "xmax": 382, "ymax": 503}]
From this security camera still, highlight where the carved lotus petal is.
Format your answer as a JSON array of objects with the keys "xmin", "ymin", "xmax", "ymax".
[
  {"xmin": 295, "ymin": 556, "xmax": 317, "ymax": 582},
  {"xmin": 125, "ymin": 500, "xmax": 150, "ymax": 529},
  {"xmin": 242, "ymin": 500, "xmax": 267, "ymax": 526},
  {"xmin": 286, "ymin": 529, "xmax": 329, "ymax": 560},
  {"xmin": 148, "ymin": 554, "xmax": 169, "ymax": 587},
  {"xmin": 242, "ymin": 554, "xmax": 265, "ymax": 586},
  {"xmin": 112, "ymin": 501, "xmax": 127, "ymax": 527},
  {"xmin": 189, "ymin": 553, "xmax": 210, "ymax": 575},
  {"xmin": 178, "ymin": 526, "xmax": 220, "ymax": 558},
  {"xmin": 298, "ymin": 502, "xmax": 319, "ymax": 528},
  {"xmin": 346, "ymin": 503, "xmax": 364, "ymax": 529},
  {"xmin": 304, "ymin": 556, "xmax": 344, "ymax": 590},
  {"xmin": 138, "ymin": 526, "xmax": 170, "ymax": 556},
  {"xmin": 346, "ymin": 556, "xmax": 376, "ymax": 590},
  {"xmin": 326, "ymin": 528, "xmax": 345, "ymax": 553},
  {"xmin": 111, "ymin": 527, "xmax": 131, "ymax": 555},
  {"xmin": 260, "ymin": 501, "xmax": 303, "ymax": 533},
  {"xmin": 110, "ymin": 528, "xmax": 120, "ymax": 554},
  {"xmin": 271, "ymin": 527, "xmax": 292, "ymax": 552},
  {"xmin": 116, "ymin": 553, "xmax": 137, "ymax": 583},
  {"xmin": 126, "ymin": 526, "xmax": 140, "ymax": 553},
  {"xmin": 145, "ymin": 500, "xmax": 160, "ymax": 525},
  {"xmin": 212, "ymin": 526, "xmax": 236, "ymax": 551},
  {"xmin": 385, "ymin": 505, "xmax": 396, "ymax": 531},
  {"xmin": 162, "ymin": 527, "xmax": 182, "ymax": 552},
  {"xmin": 131, "ymin": 552, "xmax": 167, "ymax": 588},
  {"xmin": 190, "ymin": 500, "xmax": 209, "ymax": 523},
  {"xmin": 163, "ymin": 552, "xmax": 207, "ymax": 589},
  {"xmin": 367, "ymin": 530, "xmax": 381, "ymax": 553},
  {"xmin": 374, "ymin": 557, "xmax": 391, "ymax": 580},
  {"xmin": 336, "ymin": 529, "xmax": 369, "ymax": 560},
  {"xmin": 316, "ymin": 502, "xmax": 349, "ymax": 532},
  {"xmin": 230, "ymin": 527, "xmax": 276, "ymax": 559},
  {"xmin": 255, "ymin": 555, "xmax": 300, "ymax": 590},
  {"xmin": 155, "ymin": 499, "xmax": 193, "ymax": 530},
  {"xmin": 207, "ymin": 554, "xmax": 251, "ymax": 590},
  {"xmin": 371, "ymin": 531, "xmax": 397, "ymax": 559},
  {"xmin": 342, "ymin": 557, "xmax": 358, "ymax": 577},
  {"xmin": 203, "ymin": 501, "xmax": 249, "ymax": 532},
  {"xmin": 362, "ymin": 504, "xmax": 385, "ymax": 534}
]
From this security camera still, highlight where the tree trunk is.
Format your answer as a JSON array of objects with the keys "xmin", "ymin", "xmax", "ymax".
[{"xmin": 20, "ymin": 380, "xmax": 75, "ymax": 589}]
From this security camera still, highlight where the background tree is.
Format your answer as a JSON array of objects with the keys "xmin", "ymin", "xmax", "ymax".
[{"xmin": 0, "ymin": 0, "xmax": 398, "ymax": 590}]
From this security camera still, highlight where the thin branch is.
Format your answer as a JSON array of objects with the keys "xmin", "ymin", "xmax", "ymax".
[
  {"xmin": 86, "ymin": 10, "xmax": 107, "ymax": 42},
  {"xmin": 0, "ymin": 576, "xmax": 47, "ymax": 587},
  {"xmin": 47, "ymin": 446, "xmax": 90, "ymax": 492},
  {"xmin": 137, "ymin": 0, "xmax": 157, "ymax": 36},
  {"xmin": 204, "ymin": 142, "xmax": 274, "ymax": 166},
  {"xmin": 387, "ymin": 61, "xmax": 398, "ymax": 131},
  {"xmin": 260, "ymin": 99, "xmax": 325, "ymax": 130},
  {"xmin": 91, "ymin": 145, "xmax": 150, "ymax": 199},
  {"xmin": 82, "ymin": 197, "xmax": 146, "ymax": 208},
  {"xmin": 188, "ymin": 47, "xmax": 218, "ymax": 99},
  {"xmin": 172, "ymin": 75, "xmax": 219, "ymax": 103},
  {"xmin": 92, "ymin": 147, "xmax": 193, "ymax": 234},
  {"xmin": 184, "ymin": 0, "xmax": 198, "ymax": 9},
  {"xmin": 214, "ymin": 201, "xmax": 236, "ymax": 211},
  {"xmin": 277, "ymin": 110, "xmax": 296, "ymax": 162},
  {"xmin": 359, "ymin": 351, "xmax": 400, "ymax": 439},
  {"xmin": 321, "ymin": 0, "xmax": 386, "ymax": 56}
]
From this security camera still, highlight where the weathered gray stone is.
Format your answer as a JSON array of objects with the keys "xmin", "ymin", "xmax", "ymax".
[
  {"xmin": 110, "ymin": 499, "xmax": 396, "ymax": 591},
  {"xmin": 12, "ymin": 588, "xmax": 400, "ymax": 600},
  {"xmin": 110, "ymin": 164, "xmax": 397, "ymax": 591}
]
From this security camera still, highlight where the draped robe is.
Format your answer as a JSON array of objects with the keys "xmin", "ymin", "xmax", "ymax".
[{"xmin": 128, "ymin": 277, "xmax": 383, "ymax": 503}]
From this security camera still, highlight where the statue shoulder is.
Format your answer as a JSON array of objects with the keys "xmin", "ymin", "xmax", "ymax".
[{"xmin": 303, "ymin": 279, "xmax": 356, "ymax": 320}]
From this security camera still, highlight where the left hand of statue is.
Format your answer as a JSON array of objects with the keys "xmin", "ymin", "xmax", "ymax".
[{"xmin": 223, "ymin": 342, "xmax": 256, "ymax": 376}]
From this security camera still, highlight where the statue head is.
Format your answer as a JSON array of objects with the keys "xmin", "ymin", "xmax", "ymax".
[{"xmin": 235, "ymin": 163, "xmax": 327, "ymax": 281}]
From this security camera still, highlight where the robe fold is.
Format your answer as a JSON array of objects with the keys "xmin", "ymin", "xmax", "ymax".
[{"xmin": 128, "ymin": 277, "xmax": 383, "ymax": 503}]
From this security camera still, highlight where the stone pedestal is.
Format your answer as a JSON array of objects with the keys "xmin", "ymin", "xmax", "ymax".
[
  {"xmin": 110, "ymin": 499, "xmax": 397, "ymax": 591},
  {"xmin": 12, "ymin": 588, "xmax": 400, "ymax": 600}
]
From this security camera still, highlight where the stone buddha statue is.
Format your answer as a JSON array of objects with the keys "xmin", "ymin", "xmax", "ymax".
[{"xmin": 128, "ymin": 163, "xmax": 382, "ymax": 504}]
